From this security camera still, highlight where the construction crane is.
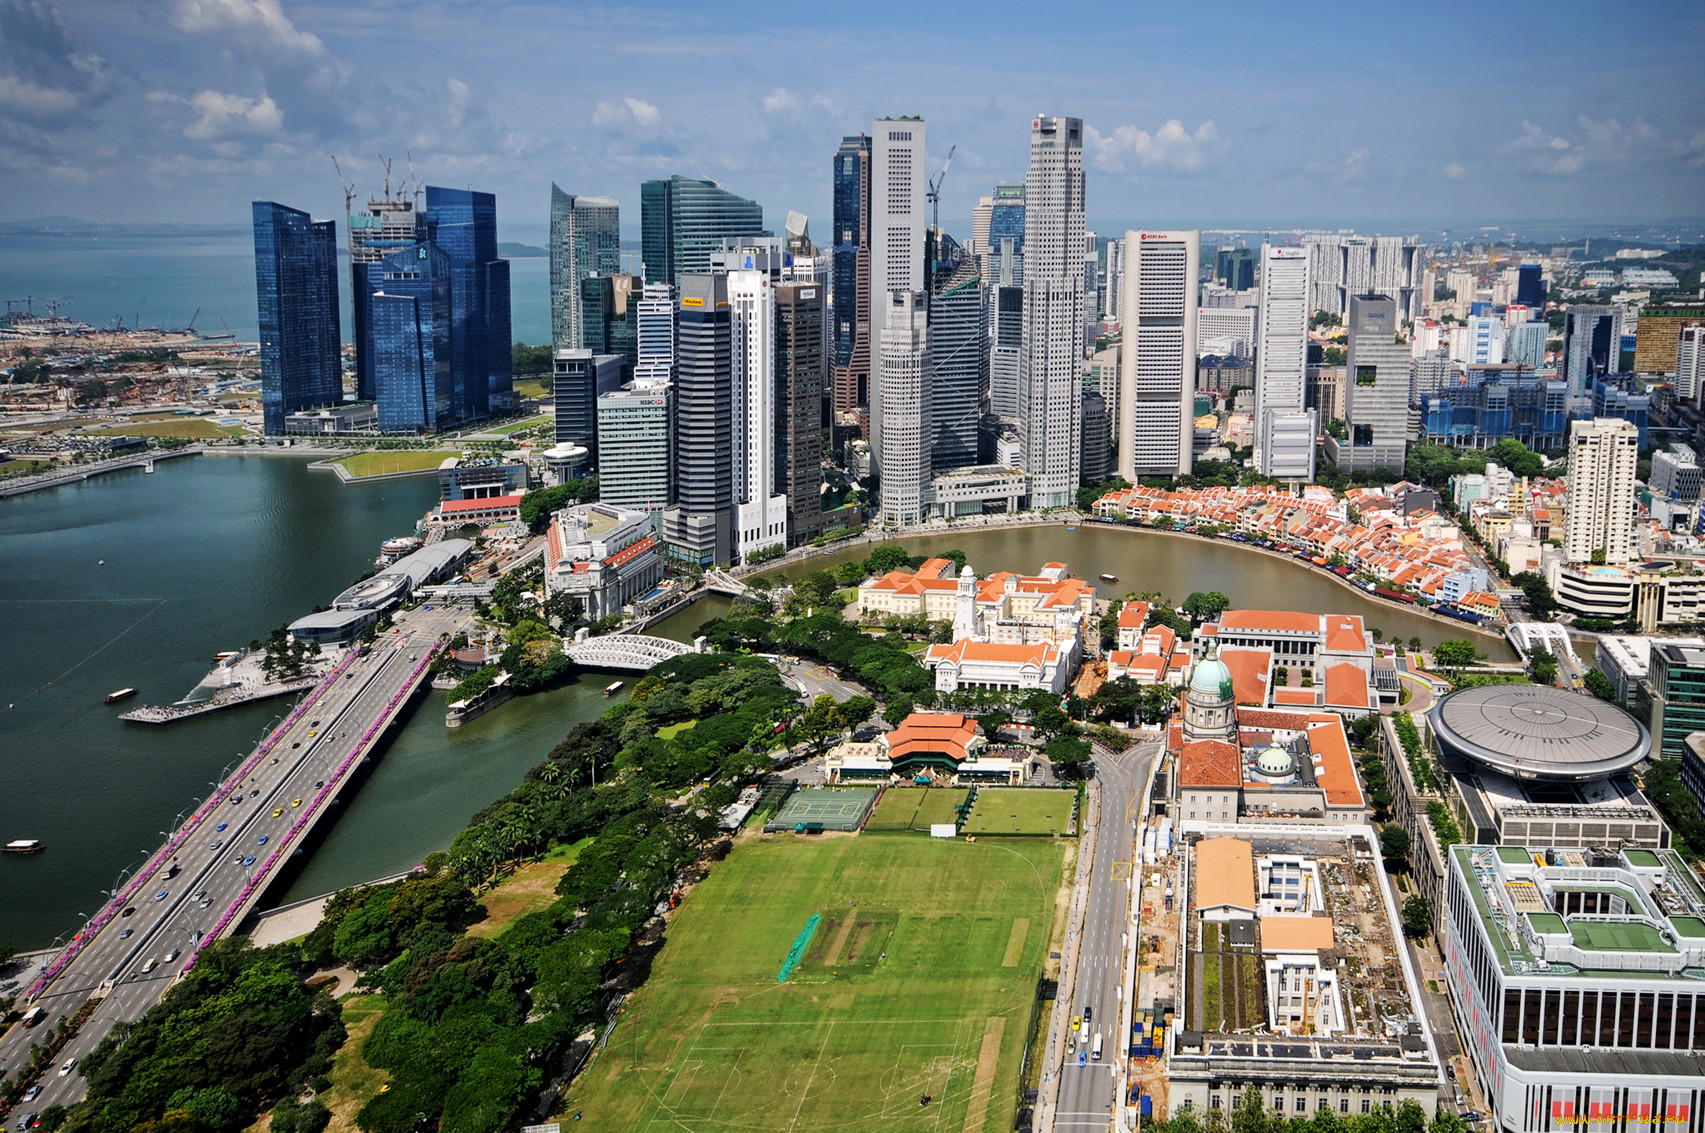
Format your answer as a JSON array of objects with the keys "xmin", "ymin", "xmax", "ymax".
[
  {"xmin": 331, "ymin": 155, "xmax": 357, "ymax": 215},
  {"xmin": 926, "ymin": 143, "xmax": 957, "ymax": 234}
]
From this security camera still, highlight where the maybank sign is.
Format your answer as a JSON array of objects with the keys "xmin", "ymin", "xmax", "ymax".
[{"xmin": 681, "ymin": 297, "xmax": 704, "ymax": 308}]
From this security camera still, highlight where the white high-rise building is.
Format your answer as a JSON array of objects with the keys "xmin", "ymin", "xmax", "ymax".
[
  {"xmin": 634, "ymin": 281, "xmax": 675, "ymax": 387},
  {"xmin": 728, "ymin": 270, "xmax": 789, "ymax": 558},
  {"xmin": 1563, "ymin": 417, "xmax": 1639, "ymax": 566},
  {"xmin": 1020, "ymin": 114, "xmax": 1087, "ymax": 509},
  {"xmin": 869, "ymin": 117, "xmax": 927, "ymax": 481},
  {"xmin": 1118, "ymin": 230, "xmax": 1198, "ymax": 480},
  {"xmin": 1254, "ymin": 245, "xmax": 1315, "ymax": 480},
  {"xmin": 1332, "ymin": 293, "xmax": 1410, "ymax": 474},
  {"xmin": 878, "ymin": 290, "xmax": 931, "ymax": 526},
  {"xmin": 549, "ymin": 186, "xmax": 620, "ymax": 351},
  {"xmin": 1678, "ymin": 326, "xmax": 1705, "ymax": 406},
  {"xmin": 1104, "ymin": 237, "xmax": 1125, "ymax": 329},
  {"xmin": 971, "ymin": 195, "xmax": 993, "ymax": 257},
  {"xmin": 1196, "ymin": 306, "xmax": 1257, "ymax": 359}
]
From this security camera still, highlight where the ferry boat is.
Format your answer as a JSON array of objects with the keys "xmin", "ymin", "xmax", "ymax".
[
  {"xmin": 3, "ymin": 839, "xmax": 43, "ymax": 854},
  {"xmin": 1099, "ymin": 573, "xmax": 1119, "ymax": 583},
  {"xmin": 603, "ymin": 680, "xmax": 625, "ymax": 696},
  {"xmin": 104, "ymin": 687, "xmax": 138, "ymax": 704}
]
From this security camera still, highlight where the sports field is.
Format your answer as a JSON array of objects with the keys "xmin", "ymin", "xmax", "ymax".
[
  {"xmin": 962, "ymin": 789, "xmax": 1076, "ymax": 836},
  {"xmin": 332, "ymin": 450, "xmax": 458, "ymax": 478},
  {"xmin": 766, "ymin": 786, "xmax": 878, "ymax": 832},
  {"xmin": 560, "ymin": 835, "xmax": 1065, "ymax": 1133},
  {"xmin": 88, "ymin": 419, "xmax": 245, "ymax": 439},
  {"xmin": 866, "ymin": 787, "xmax": 970, "ymax": 832}
]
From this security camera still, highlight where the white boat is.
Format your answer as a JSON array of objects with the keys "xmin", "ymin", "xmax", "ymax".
[
  {"xmin": 104, "ymin": 687, "xmax": 138, "ymax": 704},
  {"xmin": 1100, "ymin": 573, "xmax": 1119, "ymax": 583},
  {"xmin": 603, "ymin": 680, "xmax": 624, "ymax": 696},
  {"xmin": 4, "ymin": 839, "xmax": 44, "ymax": 854}
]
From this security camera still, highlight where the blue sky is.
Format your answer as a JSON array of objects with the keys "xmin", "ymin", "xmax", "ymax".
[{"xmin": 3, "ymin": 0, "xmax": 1702, "ymax": 239}]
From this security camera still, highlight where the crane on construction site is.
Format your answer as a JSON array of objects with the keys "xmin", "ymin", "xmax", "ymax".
[
  {"xmin": 331, "ymin": 156, "xmax": 357, "ymax": 217},
  {"xmin": 926, "ymin": 143, "xmax": 956, "ymax": 234}
]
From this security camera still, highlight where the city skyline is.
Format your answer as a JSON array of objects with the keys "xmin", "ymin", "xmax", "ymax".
[{"xmin": 4, "ymin": 1, "xmax": 1703, "ymax": 235}]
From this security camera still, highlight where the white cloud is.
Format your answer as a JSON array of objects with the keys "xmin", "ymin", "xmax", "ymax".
[
  {"xmin": 592, "ymin": 96, "xmax": 660, "ymax": 130},
  {"xmin": 760, "ymin": 87, "xmax": 834, "ymax": 119},
  {"xmin": 1508, "ymin": 115, "xmax": 1658, "ymax": 175},
  {"xmin": 1444, "ymin": 162, "xmax": 1467, "ymax": 181},
  {"xmin": 0, "ymin": 0, "xmax": 113, "ymax": 130},
  {"xmin": 1086, "ymin": 119, "xmax": 1221, "ymax": 173},
  {"xmin": 176, "ymin": 89, "xmax": 284, "ymax": 139},
  {"xmin": 170, "ymin": 0, "xmax": 328, "ymax": 59}
]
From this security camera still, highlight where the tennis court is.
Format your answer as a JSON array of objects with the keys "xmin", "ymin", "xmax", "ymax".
[{"xmin": 764, "ymin": 787, "xmax": 879, "ymax": 832}]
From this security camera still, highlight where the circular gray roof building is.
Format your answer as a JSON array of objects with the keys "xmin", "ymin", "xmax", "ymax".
[{"xmin": 1428, "ymin": 684, "xmax": 1648, "ymax": 782}]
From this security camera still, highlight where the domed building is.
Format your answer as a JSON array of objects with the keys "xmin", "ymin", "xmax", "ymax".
[{"xmin": 1182, "ymin": 648, "xmax": 1236, "ymax": 743}]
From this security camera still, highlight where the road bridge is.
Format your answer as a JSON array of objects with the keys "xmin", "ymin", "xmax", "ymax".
[
  {"xmin": 0, "ymin": 445, "xmax": 203, "ymax": 498},
  {"xmin": 565, "ymin": 632, "xmax": 694, "ymax": 672},
  {"xmin": 703, "ymin": 569, "xmax": 749, "ymax": 596}
]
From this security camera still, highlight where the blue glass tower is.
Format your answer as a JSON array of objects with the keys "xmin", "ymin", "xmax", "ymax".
[
  {"xmin": 370, "ymin": 242, "xmax": 453, "ymax": 433},
  {"xmin": 424, "ymin": 186, "xmax": 512, "ymax": 420},
  {"xmin": 252, "ymin": 201, "xmax": 341, "ymax": 434},
  {"xmin": 1516, "ymin": 263, "xmax": 1546, "ymax": 309},
  {"xmin": 831, "ymin": 135, "xmax": 869, "ymax": 369},
  {"xmin": 987, "ymin": 183, "xmax": 1025, "ymax": 282}
]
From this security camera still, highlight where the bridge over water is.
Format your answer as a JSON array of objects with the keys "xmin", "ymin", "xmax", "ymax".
[{"xmin": 566, "ymin": 632, "xmax": 696, "ymax": 672}]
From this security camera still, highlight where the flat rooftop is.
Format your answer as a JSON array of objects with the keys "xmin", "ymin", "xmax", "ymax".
[{"xmin": 1429, "ymin": 684, "xmax": 1649, "ymax": 781}]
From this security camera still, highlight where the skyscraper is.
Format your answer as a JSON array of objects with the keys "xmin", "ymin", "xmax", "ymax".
[
  {"xmin": 1563, "ymin": 417, "xmax": 1638, "ymax": 565},
  {"xmin": 831, "ymin": 136, "xmax": 870, "ymax": 369},
  {"xmin": 1254, "ymin": 245, "xmax": 1315, "ymax": 480},
  {"xmin": 368, "ymin": 241, "xmax": 453, "ymax": 433},
  {"xmin": 1118, "ymin": 230, "xmax": 1198, "ymax": 480},
  {"xmin": 424, "ymin": 185, "xmax": 512, "ymax": 418},
  {"xmin": 1104, "ymin": 237, "xmax": 1125, "ymax": 327},
  {"xmin": 1020, "ymin": 114, "xmax": 1086, "ymax": 509},
  {"xmin": 1564, "ymin": 304, "xmax": 1623, "ymax": 408},
  {"xmin": 729, "ymin": 271, "xmax": 788, "ymax": 559},
  {"xmin": 869, "ymin": 116, "xmax": 928, "ymax": 492},
  {"xmin": 989, "ymin": 284, "xmax": 1024, "ymax": 419},
  {"xmin": 597, "ymin": 383, "xmax": 674, "ymax": 514},
  {"xmin": 930, "ymin": 255, "xmax": 983, "ymax": 470},
  {"xmin": 1516, "ymin": 263, "xmax": 1546, "ymax": 310},
  {"xmin": 1215, "ymin": 246, "xmax": 1256, "ymax": 292},
  {"xmin": 640, "ymin": 176, "xmax": 765, "ymax": 290},
  {"xmin": 252, "ymin": 201, "xmax": 341, "ymax": 435},
  {"xmin": 553, "ymin": 349, "xmax": 623, "ymax": 467},
  {"xmin": 777, "ymin": 280, "xmax": 825, "ymax": 542},
  {"xmin": 579, "ymin": 273, "xmax": 637, "ymax": 372},
  {"xmin": 347, "ymin": 190, "xmax": 429, "ymax": 403},
  {"xmin": 877, "ymin": 290, "xmax": 931, "ymax": 526},
  {"xmin": 1335, "ymin": 294, "xmax": 1410, "ymax": 473},
  {"xmin": 634, "ymin": 281, "xmax": 675, "ymax": 386},
  {"xmin": 661, "ymin": 273, "xmax": 733, "ymax": 567},
  {"xmin": 987, "ymin": 183, "xmax": 1026, "ymax": 283},
  {"xmin": 548, "ymin": 185, "xmax": 619, "ymax": 350},
  {"xmin": 1081, "ymin": 390, "xmax": 1111, "ymax": 485}
]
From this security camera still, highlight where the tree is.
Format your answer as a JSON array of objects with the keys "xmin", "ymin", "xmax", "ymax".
[
  {"xmin": 1511, "ymin": 571, "xmax": 1559, "ymax": 618},
  {"xmin": 517, "ymin": 479, "xmax": 600, "ymax": 533},
  {"xmin": 542, "ymin": 592, "xmax": 584, "ymax": 630},
  {"xmin": 1380, "ymin": 824, "xmax": 1411, "ymax": 869},
  {"xmin": 841, "ymin": 695, "xmax": 878, "ymax": 731},
  {"xmin": 1181, "ymin": 591, "xmax": 1230, "ymax": 623},
  {"xmin": 1583, "ymin": 667, "xmax": 1618, "ymax": 702},
  {"xmin": 1432, "ymin": 639, "xmax": 1477, "ymax": 670},
  {"xmin": 864, "ymin": 544, "xmax": 911, "ymax": 575},
  {"xmin": 1407, "ymin": 636, "xmax": 1423, "ymax": 652},
  {"xmin": 1139, "ymin": 683, "xmax": 1175, "ymax": 725},
  {"xmin": 1033, "ymin": 703, "xmax": 1070, "ymax": 738},
  {"xmin": 882, "ymin": 694, "xmax": 915, "ymax": 727},
  {"xmin": 1527, "ymin": 643, "xmax": 1558, "ymax": 685},
  {"xmin": 1402, "ymin": 895, "xmax": 1432, "ymax": 938},
  {"xmin": 1045, "ymin": 735, "xmax": 1092, "ymax": 776}
]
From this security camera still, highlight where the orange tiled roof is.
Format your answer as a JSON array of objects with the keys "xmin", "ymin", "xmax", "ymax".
[
  {"xmin": 1219, "ymin": 646, "xmax": 1271, "ymax": 706},
  {"xmin": 1260, "ymin": 915, "xmax": 1336, "ymax": 952},
  {"xmin": 1180, "ymin": 739, "xmax": 1243, "ymax": 789},
  {"xmin": 1118, "ymin": 602, "xmax": 1150, "ymax": 629},
  {"xmin": 1323, "ymin": 662, "xmax": 1369, "ymax": 710},
  {"xmin": 883, "ymin": 712, "xmax": 979, "ymax": 763},
  {"xmin": 442, "ymin": 494, "xmax": 523, "ymax": 513},
  {"xmin": 1195, "ymin": 838, "xmax": 1256, "ymax": 911},
  {"xmin": 925, "ymin": 639, "xmax": 1057, "ymax": 666},
  {"xmin": 1323, "ymin": 616, "xmax": 1368, "ymax": 653},
  {"xmin": 1307, "ymin": 718, "xmax": 1363, "ymax": 807},
  {"xmin": 1219, "ymin": 609, "xmax": 1321, "ymax": 634}
]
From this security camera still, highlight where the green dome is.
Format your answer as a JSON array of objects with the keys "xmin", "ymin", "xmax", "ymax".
[{"xmin": 1191, "ymin": 657, "xmax": 1233, "ymax": 699}]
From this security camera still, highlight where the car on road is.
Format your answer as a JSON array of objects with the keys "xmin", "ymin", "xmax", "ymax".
[
  {"xmin": 216, "ymin": 823, "xmax": 228, "ymax": 832},
  {"xmin": 164, "ymin": 949, "xmax": 179, "ymax": 963},
  {"xmin": 314, "ymin": 780, "xmax": 324, "ymax": 789},
  {"xmin": 308, "ymin": 731, "xmax": 316, "ymax": 738},
  {"xmin": 208, "ymin": 839, "xmax": 222, "ymax": 850},
  {"xmin": 121, "ymin": 906, "xmax": 135, "ymax": 917},
  {"xmin": 22, "ymin": 1085, "xmax": 40, "ymax": 1102},
  {"xmin": 200, "ymin": 898, "xmax": 212, "ymax": 908},
  {"xmin": 58, "ymin": 1057, "xmax": 77, "ymax": 1077},
  {"xmin": 257, "ymin": 835, "xmax": 268, "ymax": 845},
  {"xmin": 231, "ymin": 795, "xmax": 242, "ymax": 804},
  {"xmin": 15, "ymin": 1113, "xmax": 38, "ymax": 1131},
  {"xmin": 292, "ymin": 797, "xmax": 302, "ymax": 807},
  {"xmin": 292, "ymin": 741, "xmax": 301, "ymax": 748},
  {"xmin": 1082, "ymin": 1006, "xmax": 1092, "ymax": 1025},
  {"xmin": 250, "ymin": 789, "xmax": 259, "ymax": 797},
  {"xmin": 1077, "ymin": 1050, "xmax": 1087, "ymax": 1067},
  {"xmin": 120, "ymin": 928, "xmax": 133, "ymax": 939},
  {"xmin": 195, "ymin": 890, "xmax": 207, "ymax": 901},
  {"xmin": 153, "ymin": 890, "xmax": 167, "ymax": 901},
  {"xmin": 272, "ymin": 808, "xmax": 284, "ymax": 817},
  {"xmin": 141, "ymin": 958, "xmax": 157, "ymax": 974},
  {"xmin": 1071, "ymin": 1015, "xmax": 1080, "ymax": 1031},
  {"xmin": 243, "ymin": 855, "xmax": 255, "ymax": 866}
]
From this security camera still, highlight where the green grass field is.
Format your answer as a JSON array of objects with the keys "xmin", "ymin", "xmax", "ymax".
[
  {"xmin": 561, "ymin": 835, "xmax": 1065, "ymax": 1133},
  {"xmin": 88, "ymin": 419, "xmax": 244, "ymax": 439},
  {"xmin": 962, "ymin": 789, "xmax": 1076, "ymax": 836},
  {"xmin": 332, "ymin": 450, "xmax": 458, "ymax": 478},
  {"xmin": 491, "ymin": 414, "xmax": 550, "ymax": 435},
  {"xmin": 866, "ymin": 788, "xmax": 969, "ymax": 832}
]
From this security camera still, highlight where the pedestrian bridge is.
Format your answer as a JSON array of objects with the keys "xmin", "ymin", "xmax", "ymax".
[
  {"xmin": 566, "ymin": 632, "xmax": 695, "ymax": 672},
  {"xmin": 704, "ymin": 569, "xmax": 749, "ymax": 596}
]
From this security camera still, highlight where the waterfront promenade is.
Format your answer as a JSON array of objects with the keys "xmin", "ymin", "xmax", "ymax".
[{"xmin": 0, "ymin": 606, "xmax": 466, "ymax": 1110}]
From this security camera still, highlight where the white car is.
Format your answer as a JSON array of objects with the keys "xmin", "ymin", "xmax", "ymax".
[{"xmin": 59, "ymin": 1056, "xmax": 77, "ymax": 1076}]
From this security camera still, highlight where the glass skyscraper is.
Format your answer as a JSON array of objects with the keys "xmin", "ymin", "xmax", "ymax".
[
  {"xmin": 348, "ymin": 193, "xmax": 429, "ymax": 402},
  {"xmin": 253, "ymin": 201, "xmax": 341, "ymax": 435},
  {"xmin": 640, "ymin": 176, "xmax": 765, "ymax": 290},
  {"xmin": 549, "ymin": 184, "xmax": 619, "ymax": 350},
  {"xmin": 370, "ymin": 242, "xmax": 452, "ymax": 433},
  {"xmin": 831, "ymin": 136, "xmax": 870, "ymax": 369},
  {"xmin": 424, "ymin": 185, "xmax": 512, "ymax": 419}
]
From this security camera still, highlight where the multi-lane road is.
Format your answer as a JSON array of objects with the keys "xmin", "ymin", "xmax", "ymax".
[
  {"xmin": 0, "ymin": 611, "xmax": 462, "ymax": 1112},
  {"xmin": 1054, "ymin": 741, "xmax": 1157, "ymax": 1133}
]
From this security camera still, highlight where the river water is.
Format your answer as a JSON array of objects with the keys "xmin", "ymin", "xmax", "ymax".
[{"xmin": 2, "ymin": 470, "xmax": 1507, "ymax": 949}]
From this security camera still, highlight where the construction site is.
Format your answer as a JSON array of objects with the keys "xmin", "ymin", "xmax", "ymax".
[{"xmin": 1132, "ymin": 821, "xmax": 1444, "ymax": 1115}]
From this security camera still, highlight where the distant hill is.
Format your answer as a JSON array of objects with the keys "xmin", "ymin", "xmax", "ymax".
[{"xmin": 498, "ymin": 242, "xmax": 547, "ymax": 258}]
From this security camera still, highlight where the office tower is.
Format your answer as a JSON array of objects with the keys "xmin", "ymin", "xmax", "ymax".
[
  {"xmin": 1564, "ymin": 304, "xmax": 1623, "ymax": 407},
  {"xmin": 1302, "ymin": 233, "xmax": 1424, "ymax": 317},
  {"xmin": 1651, "ymin": 444, "xmax": 1701, "ymax": 503},
  {"xmin": 990, "ymin": 284, "xmax": 1024, "ymax": 419},
  {"xmin": 1679, "ymin": 326, "xmax": 1705, "ymax": 406},
  {"xmin": 728, "ymin": 271, "xmax": 788, "ymax": 559},
  {"xmin": 252, "ymin": 202, "xmax": 341, "ymax": 435},
  {"xmin": 1118, "ymin": 230, "xmax": 1198, "ymax": 480},
  {"xmin": 831, "ymin": 138, "xmax": 873, "ymax": 428},
  {"xmin": 597, "ymin": 383, "xmax": 673, "ymax": 514},
  {"xmin": 552, "ymin": 349, "xmax": 623, "ymax": 466},
  {"xmin": 1196, "ymin": 306, "xmax": 1257, "ymax": 359},
  {"xmin": 776, "ymin": 280, "xmax": 824, "ymax": 542},
  {"xmin": 1020, "ymin": 114, "xmax": 1086, "ymax": 509},
  {"xmin": 369, "ymin": 242, "xmax": 452, "ymax": 433},
  {"xmin": 987, "ymin": 183, "xmax": 1026, "ymax": 281},
  {"xmin": 1336, "ymin": 294, "xmax": 1410, "ymax": 473},
  {"xmin": 640, "ymin": 175, "xmax": 765, "ymax": 291},
  {"xmin": 1564, "ymin": 417, "xmax": 1638, "ymax": 564},
  {"xmin": 869, "ymin": 116, "xmax": 927, "ymax": 487},
  {"xmin": 1254, "ymin": 245, "xmax": 1315, "ymax": 480},
  {"xmin": 634, "ymin": 281, "xmax": 675, "ymax": 386},
  {"xmin": 1104, "ymin": 237, "xmax": 1124, "ymax": 327},
  {"xmin": 579, "ymin": 273, "xmax": 637, "ymax": 371},
  {"xmin": 1461, "ymin": 313, "xmax": 1507, "ymax": 365},
  {"xmin": 971, "ymin": 196, "xmax": 993, "ymax": 256},
  {"xmin": 877, "ymin": 290, "xmax": 930, "ymax": 525},
  {"xmin": 1515, "ymin": 263, "xmax": 1545, "ymax": 309},
  {"xmin": 347, "ymin": 189, "xmax": 429, "ymax": 402},
  {"xmin": 1412, "ymin": 349, "xmax": 1453, "ymax": 399},
  {"xmin": 423, "ymin": 186, "xmax": 511, "ymax": 418},
  {"xmin": 1300, "ymin": 233, "xmax": 1343, "ymax": 314},
  {"xmin": 661, "ymin": 273, "xmax": 732, "ymax": 566},
  {"xmin": 1214, "ymin": 246, "xmax": 1255, "ymax": 292},
  {"xmin": 930, "ymin": 258, "xmax": 983, "ymax": 470},
  {"xmin": 1507, "ymin": 320, "xmax": 1549, "ymax": 371},
  {"xmin": 548, "ymin": 185, "xmax": 619, "ymax": 350},
  {"xmin": 1081, "ymin": 390, "xmax": 1111, "ymax": 484}
]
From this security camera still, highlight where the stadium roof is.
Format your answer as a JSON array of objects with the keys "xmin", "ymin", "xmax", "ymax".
[{"xmin": 1429, "ymin": 685, "xmax": 1648, "ymax": 781}]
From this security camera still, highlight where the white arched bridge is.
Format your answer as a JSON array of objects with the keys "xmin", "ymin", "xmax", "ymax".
[{"xmin": 566, "ymin": 632, "xmax": 696, "ymax": 672}]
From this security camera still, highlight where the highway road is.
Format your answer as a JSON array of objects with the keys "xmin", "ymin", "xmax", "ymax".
[
  {"xmin": 0, "ymin": 610, "xmax": 462, "ymax": 1113},
  {"xmin": 1054, "ymin": 741, "xmax": 1156, "ymax": 1133}
]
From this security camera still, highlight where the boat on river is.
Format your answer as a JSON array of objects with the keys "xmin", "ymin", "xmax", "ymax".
[
  {"xmin": 1100, "ymin": 573, "xmax": 1119, "ymax": 583},
  {"xmin": 604, "ymin": 680, "xmax": 624, "ymax": 696},
  {"xmin": 104, "ymin": 687, "xmax": 138, "ymax": 704},
  {"xmin": 4, "ymin": 839, "xmax": 43, "ymax": 854}
]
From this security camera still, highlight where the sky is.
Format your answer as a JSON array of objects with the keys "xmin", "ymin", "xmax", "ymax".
[{"xmin": 3, "ymin": 0, "xmax": 1703, "ymax": 240}]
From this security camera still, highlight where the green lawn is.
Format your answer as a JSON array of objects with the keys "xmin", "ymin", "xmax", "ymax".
[
  {"xmin": 332, "ymin": 450, "xmax": 458, "ymax": 478},
  {"xmin": 560, "ymin": 835, "xmax": 1065, "ymax": 1133},
  {"xmin": 513, "ymin": 378, "xmax": 549, "ymax": 400},
  {"xmin": 657, "ymin": 719, "xmax": 699, "ymax": 740},
  {"xmin": 962, "ymin": 789, "xmax": 1076, "ymax": 836},
  {"xmin": 87, "ymin": 419, "xmax": 242, "ymax": 439},
  {"xmin": 866, "ymin": 787, "xmax": 969, "ymax": 832},
  {"xmin": 491, "ymin": 414, "xmax": 550, "ymax": 435},
  {"xmin": 318, "ymin": 994, "xmax": 389, "ymax": 1133}
]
